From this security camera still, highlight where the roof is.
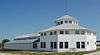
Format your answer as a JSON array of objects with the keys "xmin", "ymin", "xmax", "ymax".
[
  {"xmin": 15, "ymin": 32, "xmax": 40, "ymax": 39},
  {"xmin": 39, "ymin": 24, "xmax": 95, "ymax": 32},
  {"xmin": 56, "ymin": 15, "xmax": 78, "ymax": 21},
  {"xmin": 5, "ymin": 39, "xmax": 38, "ymax": 44}
]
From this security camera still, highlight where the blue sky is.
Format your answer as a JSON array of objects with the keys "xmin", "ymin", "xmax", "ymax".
[{"xmin": 0, "ymin": 0, "xmax": 100, "ymax": 40}]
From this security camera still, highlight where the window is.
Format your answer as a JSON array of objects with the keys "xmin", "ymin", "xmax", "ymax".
[
  {"xmin": 59, "ymin": 42, "xmax": 63, "ymax": 48},
  {"xmin": 54, "ymin": 42, "xmax": 57, "ymax": 48},
  {"xmin": 33, "ymin": 42, "xmax": 37, "ymax": 48},
  {"xmin": 65, "ymin": 30, "xmax": 69, "ymax": 34},
  {"xmin": 57, "ymin": 22, "xmax": 60, "ymax": 25},
  {"xmin": 76, "ymin": 42, "xmax": 85, "ymax": 48},
  {"xmin": 41, "ymin": 42, "xmax": 46, "ymax": 48},
  {"xmin": 93, "ymin": 33, "xmax": 96, "ymax": 36},
  {"xmin": 51, "ymin": 42, "xmax": 53, "ymax": 49},
  {"xmin": 41, "ymin": 33, "xmax": 43, "ymax": 36},
  {"xmin": 44, "ymin": 33, "xmax": 46, "ymax": 36},
  {"xmin": 54, "ymin": 31, "xmax": 57, "ymax": 35},
  {"xmin": 69, "ymin": 21, "xmax": 72, "ymax": 23},
  {"xmin": 50, "ymin": 42, "xmax": 57, "ymax": 49},
  {"xmin": 65, "ymin": 42, "xmax": 68, "ymax": 48},
  {"xmin": 75, "ymin": 30, "xmax": 80, "ymax": 34},
  {"xmin": 50, "ymin": 32, "xmax": 53, "ymax": 35},
  {"xmin": 87, "ymin": 42, "xmax": 89, "ymax": 45},
  {"xmin": 81, "ymin": 31, "xmax": 85, "ymax": 35},
  {"xmin": 81, "ymin": 42, "xmax": 85, "ymax": 48},
  {"xmin": 61, "ymin": 21, "xmax": 63, "ymax": 24},
  {"xmin": 76, "ymin": 42, "xmax": 80, "ymax": 48},
  {"xmin": 65, "ymin": 21, "xmax": 68, "ymax": 23},
  {"xmin": 60, "ymin": 31, "xmax": 64, "ymax": 34}
]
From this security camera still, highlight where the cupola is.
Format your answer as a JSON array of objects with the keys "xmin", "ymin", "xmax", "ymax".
[{"xmin": 55, "ymin": 15, "xmax": 79, "ymax": 25}]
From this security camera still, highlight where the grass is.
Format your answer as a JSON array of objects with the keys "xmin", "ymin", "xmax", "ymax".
[{"xmin": 0, "ymin": 48, "xmax": 100, "ymax": 55}]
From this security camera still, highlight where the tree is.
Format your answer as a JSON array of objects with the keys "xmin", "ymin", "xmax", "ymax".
[{"xmin": 2, "ymin": 39, "xmax": 10, "ymax": 50}]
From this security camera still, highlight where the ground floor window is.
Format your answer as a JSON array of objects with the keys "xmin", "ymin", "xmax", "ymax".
[
  {"xmin": 33, "ymin": 42, "xmax": 37, "ymax": 48},
  {"xmin": 59, "ymin": 42, "xmax": 63, "ymax": 48},
  {"xmin": 76, "ymin": 42, "xmax": 85, "ymax": 48},
  {"xmin": 50, "ymin": 42, "xmax": 57, "ymax": 49},
  {"xmin": 81, "ymin": 42, "xmax": 85, "ymax": 48},
  {"xmin": 59, "ymin": 42, "xmax": 68, "ymax": 49},
  {"xmin": 76, "ymin": 42, "xmax": 80, "ymax": 48},
  {"xmin": 65, "ymin": 42, "xmax": 68, "ymax": 48},
  {"xmin": 41, "ymin": 42, "xmax": 46, "ymax": 48}
]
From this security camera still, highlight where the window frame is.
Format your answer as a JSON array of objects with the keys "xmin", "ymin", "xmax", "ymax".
[
  {"xmin": 59, "ymin": 42, "xmax": 63, "ymax": 48},
  {"xmin": 60, "ymin": 30, "xmax": 64, "ymax": 34},
  {"xmin": 76, "ymin": 42, "xmax": 80, "ymax": 48},
  {"xmin": 65, "ymin": 42, "xmax": 68, "ymax": 48},
  {"xmin": 69, "ymin": 21, "xmax": 72, "ymax": 24}
]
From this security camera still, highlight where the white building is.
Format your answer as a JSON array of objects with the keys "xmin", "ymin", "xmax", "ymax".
[
  {"xmin": 5, "ymin": 15, "xmax": 96, "ymax": 52},
  {"xmin": 5, "ymin": 33, "xmax": 40, "ymax": 50}
]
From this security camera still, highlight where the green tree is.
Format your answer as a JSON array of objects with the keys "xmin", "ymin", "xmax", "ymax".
[{"xmin": 2, "ymin": 39, "xmax": 10, "ymax": 50}]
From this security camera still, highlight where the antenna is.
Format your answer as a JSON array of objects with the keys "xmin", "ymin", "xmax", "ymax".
[{"xmin": 64, "ymin": 0, "xmax": 68, "ymax": 15}]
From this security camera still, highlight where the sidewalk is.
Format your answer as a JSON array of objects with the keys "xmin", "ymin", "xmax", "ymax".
[
  {"xmin": 84, "ymin": 51, "xmax": 100, "ymax": 55},
  {"xmin": 0, "ymin": 53, "xmax": 12, "ymax": 55},
  {"xmin": 0, "ymin": 53, "xmax": 21, "ymax": 55}
]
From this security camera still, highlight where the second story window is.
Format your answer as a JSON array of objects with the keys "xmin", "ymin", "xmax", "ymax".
[
  {"xmin": 60, "ymin": 30, "xmax": 64, "ymax": 34},
  {"xmin": 54, "ymin": 31, "xmax": 57, "ymax": 35},
  {"xmin": 65, "ymin": 30, "xmax": 69, "ymax": 34},
  {"xmin": 57, "ymin": 22, "xmax": 60, "ymax": 25},
  {"xmin": 50, "ymin": 32, "xmax": 53, "ymax": 35},
  {"xmin": 44, "ymin": 32, "xmax": 46, "ymax": 36},
  {"xmin": 81, "ymin": 31, "xmax": 85, "ymax": 35},
  {"xmin": 75, "ymin": 30, "xmax": 80, "ymax": 34},
  {"xmin": 61, "ymin": 21, "xmax": 63, "ymax": 24},
  {"xmin": 69, "ymin": 21, "xmax": 72, "ymax": 24},
  {"xmin": 65, "ymin": 21, "xmax": 68, "ymax": 23},
  {"xmin": 41, "ymin": 33, "xmax": 43, "ymax": 36}
]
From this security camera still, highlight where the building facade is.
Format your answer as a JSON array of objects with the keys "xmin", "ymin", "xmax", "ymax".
[
  {"xmin": 5, "ymin": 15, "xmax": 96, "ymax": 52},
  {"xmin": 39, "ymin": 15, "xmax": 96, "ymax": 52}
]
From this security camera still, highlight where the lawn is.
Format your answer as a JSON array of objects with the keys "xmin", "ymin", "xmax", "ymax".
[{"xmin": 0, "ymin": 48, "xmax": 100, "ymax": 55}]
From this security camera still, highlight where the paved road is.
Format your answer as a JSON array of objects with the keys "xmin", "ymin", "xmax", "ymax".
[{"xmin": 85, "ymin": 51, "xmax": 100, "ymax": 55}]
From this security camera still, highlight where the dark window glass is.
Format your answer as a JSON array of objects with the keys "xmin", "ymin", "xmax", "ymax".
[
  {"xmin": 54, "ymin": 31, "xmax": 57, "ymax": 35},
  {"xmin": 50, "ymin": 42, "xmax": 53, "ymax": 49},
  {"xmin": 50, "ymin": 32, "xmax": 53, "ymax": 35},
  {"xmin": 33, "ymin": 42, "xmax": 37, "ymax": 48},
  {"xmin": 61, "ymin": 21, "xmax": 63, "ymax": 24},
  {"xmin": 65, "ymin": 42, "xmax": 68, "ymax": 48},
  {"xmin": 69, "ymin": 21, "xmax": 72, "ymax": 23},
  {"xmin": 41, "ymin": 42, "xmax": 43, "ymax": 48},
  {"xmin": 65, "ymin": 31, "xmax": 69, "ymax": 34},
  {"xmin": 44, "ymin": 42, "xmax": 46, "ymax": 48},
  {"xmin": 59, "ymin": 42, "xmax": 63, "ymax": 48},
  {"xmin": 75, "ymin": 30, "xmax": 80, "ymax": 34},
  {"xmin": 57, "ymin": 22, "xmax": 60, "ymax": 25},
  {"xmin": 76, "ymin": 42, "xmax": 80, "ymax": 48},
  {"xmin": 81, "ymin": 31, "xmax": 85, "ymax": 35},
  {"xmin": 41, "ymin": 42, "xmax": 46, "ymax": 48},
  {"xmin": 87, "ymin": 42, "xmax": 89, "ymax": 45},
  {"xmin": 44, "ymin": 33, "xmax": 46, "ymax": 36},
  {"xmin": 81, "ymin": 42, "xmax": 85, "ymax": 48},
  {"xmin": 65, "ymin": 21, "xmax": 68, "ymax": 23},
  {"xmin": 50, "ymin": 42, "xmax": 57, "ymax": 49},
  {"xmin": 41, "ymin": 33, "xmax": 43, "ymax": 36},
  {"xmin": 60, "ymin": 31, "xmax": 64, "ymax": 34},
  {"xmin": 54, "ymin": 42, "xmax": 57, "ymax": 48}
]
